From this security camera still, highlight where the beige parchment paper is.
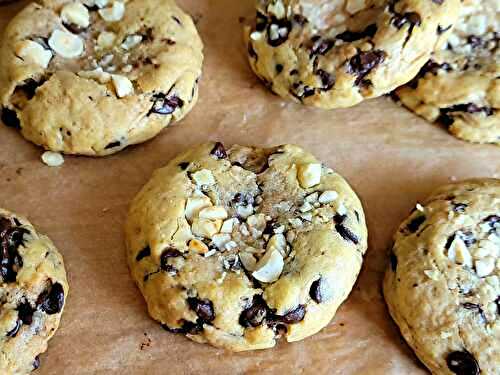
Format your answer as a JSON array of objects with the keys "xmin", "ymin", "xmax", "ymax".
[{"xmin": 1, "ymin": 1, "xmax": 499, "ymax": 374}]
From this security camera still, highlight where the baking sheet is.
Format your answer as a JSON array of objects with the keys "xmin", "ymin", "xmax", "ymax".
[{"xmin": 1, "ymin": 1, "xmax": 499, "ymax": 374}]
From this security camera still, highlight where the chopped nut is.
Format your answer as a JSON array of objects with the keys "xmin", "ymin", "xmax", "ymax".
[
  {"xmin": 319, "ymin": 190, "xmax": 338, "ymax": 204},
  {"xmin": 121, "ymin": 35, "xmax": 142, "ymax": 50},
  {"xmin": 288, "ymin": 218, "xmax": 303, "ymax": 228},
  {"xmin": 246, "ymin": 214, "xmax": 266, "ymax": 231},
  {"xmin": 111, "ymin": 74, "xmax": 134, "ymax": 97},
  {"xmin": 448, "ymin": 236, "xmax": 472, "ymax": 267},
  {"xmin": 297, "ymin": 163, "xmax": 322, "ymax": 188},
  {"xmin": 299, "ymin": 201, "xmax": 313, "ymax": 213},
  {"xmin": 97, "ymin": 31, "xmax": 117, "ymax": 49},
  {"xmin": 99, "ymin": 53, "xmax": 114, "ymax": 66},
  {"xmin": 337, "ymin": 203, "xmax": 347, "ymax": 216},
  {"xmin": 250, "ymin": 31, "xmax": 262, "ymax": 41},
  {"xmin": 204, "ymin": 249, "xmax": 217, "ymax": 258},
  {"xmin": 220, "ymin": 218, "xmax": 238, "ymax": 233},
  {"xmin": 78, "ymin": 67, "xmax": 111, "ymax": 83},
  {"xmin": 236, "ymin": 204, "xmax": 253, "ymax": 219},
  {"xmin": 475, "ymin": 257, "xmax": 495, "ymax": 277},
  {"xmin": 415, "ymin": 203, "xmax": 425, "ymax": 212},
  {"xmin": 239, "ymin": 223, "xmax": 250, "ymax": 237},
  {"xmin": 266, "ymin": 234, "xmax": 286, "ymax": 255},
  {"xmin": 211, "ymin": 233, "xmax": 231, "ymax": 250},
  {"xmin": 41, "ymin": 151, "xmax": 64, "ymax": 167},
  {"xmin": 121, "ymin": 64, "xmax": 133, "ymax": 73},
  {"xmin": 252, "ymin": 249, "xmax": 284, "ymax": 283},
  {"xmin": 199, "ymin": 206, "xmax": 228, "ymax": 220},
  {"xmin": 61, "ymin": 3, "xmax": 90, "ymax": 28},
  {"xmin": 48, "ymin": 29, "xmax": 84, "ymax": 59},
  {"xmin": 423, "ymin": 269, "xmax": 440, "ymax": 281},
  {"xmin": 191, "ymin": 169, "xmax": 216, "ymax": 187},
  {"xmin": 286, "ymin": 230, "xmax": 296, "ymax": 243},
  {"xmin": 346, "ymin": 0, "xmax": 366, "ymax": 15},
  {"xmin": 188, "ymin": 239, "xmax": 208, "ymax": 254},
  {"xmin": 191, "ymin": 218, "xmax": 222, "ymax": 238},
  {"xmin": 300, "ymin": 212, "xmax": 313, "ymax": 221},
  {"xmin": 185, "ymin": 195, "xmax": 212, "ymax": 222},
  {"xmin": 224, "ymin": 241, "xmax": 238, "ymax": 251},
  {"xmin": 15, "ymin": 40, "xmax": 52, "ymax": 68},
  {"xmin": 98, "ymin": 1, "xmax": 125, "ymax": 22},
  {"xmin": 239, "ymin": 252, "xmax": 257, "ymax": 271},
  {"xmin": 305, "ymin": 192, "xmax": 319, "ymax": 203}
]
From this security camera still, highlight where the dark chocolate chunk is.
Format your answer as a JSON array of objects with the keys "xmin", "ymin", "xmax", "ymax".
[
  {"xmin": 437, "ymin": 24, "xmax": 452, "ymax": 34},
  {"xmin": 483, "ymin": 215, "xmax": 499, "ymax": 232},
  {"xmin": 160, "ymin": 248, "xmax": 182, "ymax": 273},
  {"xmin": 460, "ymin": 231, "xmax": 476, "ymax": 247},
  {"xmin": 104, "ymin": 141, "xmax": 121, "ymax": 150},
  {"xmin": 6, "ymin": 319, "xmax": 21, "ymax": 337},
  {"xmin": 256, "ymin": 12, "xmax": 268, "ymax": 32},
  {"xmin": 292, "ymin": 14, "xmax": 308, "ymax": 26},
  {"xmin": 17, "ymin": 79, "xmax": 44, "ymax": 100},
  {"xmin": 336, "ymin": 24, "xmax": 377, "ymax": 42},
  {"xmin": 309, "ymin": 278, "xmax": 324, "ymax": 303},
  {"xmin": 149, "ymin": 93, "xmax": 184, "ymax": 115},
  {"xmin": 390, "ymin": 251, "xmax": 398, "ymax": 272},
  {"xmin": 405, "ymin": 215, "xmax": 426, "ymax": 233},
  {"xmin": 210, "ymin": 142, "xmax": 227, "ymax": 159},
  {"xmin": 446, "ymin": 350, "xmax": 480, "ymax": 375},
  {"xmin": 280, "ymin": 305, "xmax": 306, "ymax": 324},
  {"xmin": 1, "ymin": 219, "xmax": 28, "ymax": 283},
  {"xmin": 311, "ymin": 38, "xmax": 335, "ymax": 56},
  {"xmin": 276, "ymin": 64, "xmax": 284, "ymax": 74},
  {"xmin": 392, "ymin": 12, "xmax": 421, "ymax": 29},
  {"xmin": 172, "ymin": 16, "xmax": 182, "ymax": 25},
  {"xmin": 239, "ymin": 295, "xmax": 269, "ymax": 327},
  {"xmin": 1, "ymin": 108, "xmax": 21, "ymax": 129},
  {"xmin": 316, "ymin": 69, "xmax": 335, "ymax": 90},
  {"xmin": 37, "ymin": 282, "xmax": 65, "ymax": 315},
  {"xmin": 452, "ymin": 202, "xmax": 467, "ymax": 213},
  {"xmin": 346, "ymin": 50, "xmax": 386, "ymax": 86},
  {"xmin": 462, "ymin": 302, "xmax": 483, "ymax": 314},
  {"xmin": 136, "ymin": 246, "xmax": 151, "ymax": 261},
  {"xmin": 467, "ymin": 36, "xmax": 482, "ymax": 48},
  {"xmin": 407, "ymin": 60, "xmax": 452, "ymax": 89},
  {"xmin": 333, "ymin": 214, "xmax": 347, "ymax": 224},
  {"xmin": 187, "ymin": 297, "xmax": 215, "ymax": 322},
  {"xmin": 445, "ymin": 234, "xmax": 455, "ymax": 250},
  {"xmin": 335, "ymin": 223, "xmax": 359, "ymax": 244},
  {"xmin": 232, "ymin": 192, "xmax": 254, "ymax": 207},
  {"xmin": 178, "ymin": 162, "xmax": 190, "ymax": 170},
  {"xmin": 32, "ymin": 356, "xmax": 40, "ymax": 370},
  {"xmin": 17, "ymin": 301, "xmax": 35, "ymax": 325},
  {"xmin": 162, "ymin": 319, "xmax": 204, "ymax": 335}
]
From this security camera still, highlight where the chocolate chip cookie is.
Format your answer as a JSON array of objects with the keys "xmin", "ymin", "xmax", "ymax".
[
  {"xmin": 0, "ymin": 209, "xmax": 68, "ymax": 374},
  {"xmin": 244, "ymin": 0, "xmax": 460, "ymax": 109},
  {"xmin": 383, "ymin": 179, "xmax": 500, "ymax": 374},
  {"xmin": 395, "ymin": 0, "xmax": 499, "ymax": 145},
  {"xmin": 125, "ymin": 142, "xmax": 368, "ymax": 351},
  {"xmin": 0, "ymin": 0, "xmax": 203, "ymax": 156}
]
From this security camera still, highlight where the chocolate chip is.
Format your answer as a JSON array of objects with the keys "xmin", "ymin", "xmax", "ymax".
[
  {"xmin": 311, "ymin": 38, "xmax": 335, "ymax": 56},
  {"xmin": 1, "ymin": 108, "xmax": 21, "ymax": 129},
  {"xmin": 267, "ymin": 18, "xmax": 292, "ymax": 47},
  {"xmin": 17, "ymin": 79, "xmax": 44, "ymax": 100},
  {"xmin": 346, "ymin": 50, "xmax": 385, "ymax": 86},
  {"xmin": 210, "ymin": 142, "xmax": 227, "ymax": 159},
  {"xmin": 17, "ymin": 301, "xmax": 35, "ymax": 325},
  {"xmin": 172, "ymin": 16, "xmax": 182, "ymax": 25},
  {"xmin": 440, "ymin": 103, "xmax": 493, "ymax": 121},
  {"xmin": 309, "ymin": 278, "xmax": 324, "ymax": 303},
  {"xmin": 280, "ymin": 305, "xmax": 306, "ymax": 324},
  {"xmin": 335, "ymin": 223, "xmax": 359, "ymax": 244},
  {"xmin": 333, "ymin": 214, "xmax": 347, "ymax": 224},
  {"xmin": 104, "ymin": 141, "xmax": 121, "ymax": 150},
  {"xmin": 136, "ymin": 246, "xmax": 151, "ymax": 261},
  {"xmin": 292, "ymin": 14, "xmax": 308, "ymax": 26},
  {"xmin": 239, "ymin": 295, "xmax": 269, "ymax": 327},
  {"xmin": 187, "ymin": 297, "xmax": 215, "ymax": 323},
  {"xmin": 276, "ymin": 64, "xmax": 284, "ymax": 74},
  {"xmin": 437, "ymin": 24, "xmax": 452, "ymax": 34},
  {"xmin": 6, "ymin": 319, "xmax": 21, "ymax": 337},
  {"xmin": 232, "ymin": 192, "xmax": 254, "ymax": 207},
  {"xmin": 392, "ymin": 12, "xmax": 421, "ymax": 29},
  {"xmin": 32, "ymin": 356, "xmax": 40, "ymax": 370},
  {"xmin": 446, "ymin": 351, "xmax": 480, "ymax": 375},
  {"xmin": 445, "ymin": 234, "xmax": 455, "ymax": 250},
  {"xmin": 483, "ymin": 215, "xmax": 499, "ymax": 232},
  {"xmin": 162, "ymin": 319, "xmax": 204, "ymax": 335},
  {"xmin": 405, "ymin": 215, "xmax": 426, "ymax": 233},
  {"xmin": 178, "ymin": 162, "xmax": 190, "ymax": 170},
  {"xmin": 37, "ymin": 282, "xmax": 65, "ymax": 315},
  {"xmin": 160, "ymin": 248, "xmax": 182, "ymax": 273},
  {"xmin": 64, "ymin": 22, "xmax": 86, "ymax": 34},
  {"xmin": 462, "ymin": 302, "xmax": 483, "ymax": 314},
  {"xmin": 256, "ymin": 12, "xmax": 267, "ymax": 32},
  {"xmin": 316, "ymin": 69, "xmax": 335, "ymax": 90},
  {"xmin": 336, "ymin": 24, "xmax": 377, "ymax": 42},
  {"xmin": 149, "ymin": 93, "xmax": 184, "ymax": 115},
  {"xmin": 467, "ymin": 36, "xmax": 482, "ymax": 49},
  {"xmin": 460, "ymin": 231, "xmax": 476, "ymax": 247},
  {"xmin": 407, "ymin": 60, "xmax": 452, "ymax": 89},
  {"xmin": 452, "ymin": 202, "xmax": 467, "ymax": 213},
  {"xmin": 390, "ymin": 252, "xmax": 398, "ymax": 271},
  {"xmin": 1, "ymin": 219, "xmax": 28, "ymax": 283}
]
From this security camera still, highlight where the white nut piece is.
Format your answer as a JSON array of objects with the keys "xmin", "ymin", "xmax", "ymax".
[
  {"xmin": 220, "ymin": 218, "xmax": 238, "ymax": 233},
  {"xmin": 252, "ymin": 249, "xmax": 284, "ymax": 283},
  {"xmin": 475, "ymin": 257, "xmax": 495, "ymax": 278},
  {"xmin": 15, "ymin": 40, "xmax": 52, "ymax": 68},
  {"xmin": 61, "ymin": 3, "xmax": 90, "ymax": 28},
  {"xmin": 211, "ymin": 233, "xmax": 231, "ymax": 250},
  {"xmin": 236, "ymin": 204, "xmax": 253, "ymax": 219},
  {"xmin": 78, "ymin": 67, "xmax": 111, "ymax": 83},
  {"xmin": 246, "ymin": 214, "xmax": 266, "ymax": 230},
  {"xmin": 447, "ymin": 236, "xmax": 472, "ymax": 267},
  {"xmin": 191, "ymin": 219, "xmax": 222, "ymax": 239},
  {"xmin": 111, "ymin": 74, "xmax": 134, "ymax": 98},
  {"xmin": 188, "ymin": 239, "xmax": 208, "ymax": 254},
  {"xmin": 191, "ymin": 169, "xmax": 216, "ymax": 187},
  {"xmin": 48, "ymin": 29, "xmax": 84, "ymax": 59},
  {"xmin": 199, "ymin": 206, "xmax": 228, "ymax": 220},
  {"xmin": 319, "ymin": 190, "xmax": 338, "ymax": 204},
  {"xmin": 185, "ymin": 195, "xmax": 212, "ymax": 222},
  {"xmin": 423, "ymin": 269, "xmax": 440, "ymax": 281},
  {"xmin": 297, "ymin": 163, "xmax": 322, "ymax": 188},
  {"xmin": 98, "ymin": 1, "xmax": 125, "ymax": 22},
  {"xmin": 346, "ymin": 0, "xmax": 366, "ymax": 14},
  {"xmin": 266, "ymin": 233, "xmax": 286, "ymax": 255},
  {"xmin": 121, "ymin": 35, "xmax": 142, "ymax": 50},
  {"xmin": 41, "ymin": 151, "xmax": 64, "ymax": 167},
  {"xmin": 97, "ymin": 31, "xmax": 117, "ymax": 49},
  {"xmin": 239, "ymin": 252, "xmax": 257, "ymax": 271}
]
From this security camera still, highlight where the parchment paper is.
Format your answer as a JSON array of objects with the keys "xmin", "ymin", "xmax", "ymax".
[{"xmin": 1, "ymin": 1, "xmax": 499, "ymax": 374}]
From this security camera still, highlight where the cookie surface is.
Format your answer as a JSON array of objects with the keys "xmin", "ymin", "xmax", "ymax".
[
  {"xmin": 244, "ymin": 0, "xmax": 460, "ymax": 109},
  {"xmin": 383, "ymin": 179, "xmax": 500, "ymax": 374},
  {"xmin": 0, "ymin": 209, "xmax": 68, "ymax": 374},
  {"xmin": 395, "ymin": 0, "xmax": 499, "ymax": 145},
  {"xmin": 0, "ymin": 0, "xmax": 203, "ymax": 156},
  {"xmin": 125, "ymin": 142, "xmax": 367, "ymax": 351}
]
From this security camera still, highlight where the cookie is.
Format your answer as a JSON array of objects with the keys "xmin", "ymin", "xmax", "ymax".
[
  {"xmin": 0, "ymin": 0, "xmax": 203, "ymax": 156},
  {"xmin": 0, "ymin": 209, "xmax": 68, "ymax": 374},
  {"xmin": 395, "ymin": 0, "xmax": 499, "ymax": 145},
  {"xmin": 125, "ymin": 142, "xmax": 368, "ymax": 351},
  {"xmin": 244, "ymin": 0, "xmax": 461, "ymax": 109},
  {"xmin": 383, "ymin": 179, "xmax": 500, "ymax": 374}
]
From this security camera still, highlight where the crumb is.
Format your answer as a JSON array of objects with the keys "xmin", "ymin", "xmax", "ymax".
[
  {"xmin": 41, "ymin": 151, "xmax": 64, "ymax": 167},
  {"xmin": 140, "ymin": 332, "xmax": 152, "ymax": 350}
]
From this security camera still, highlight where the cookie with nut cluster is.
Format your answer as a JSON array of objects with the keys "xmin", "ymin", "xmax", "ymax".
[
  {"xmin": 383, "ymin": 179, "xmax": 500, "ymax": 374},
  {"xmin": 125, "ymin": 142, "xmax": 368, "ymax": 351},
  {"xmin": 395, "ymin": 0, "xmax": 499, "ymax": 145},
  {"xmin": 244, "ymin": 0, "xmax": 461, "ymax": 109},
  {"xmin": 0, "ymin": 209, "xmax": 68, "ymax": 374},
  {"xmin": 0, "ymin": 0, "xmax": 203, "ymax": 156}
]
